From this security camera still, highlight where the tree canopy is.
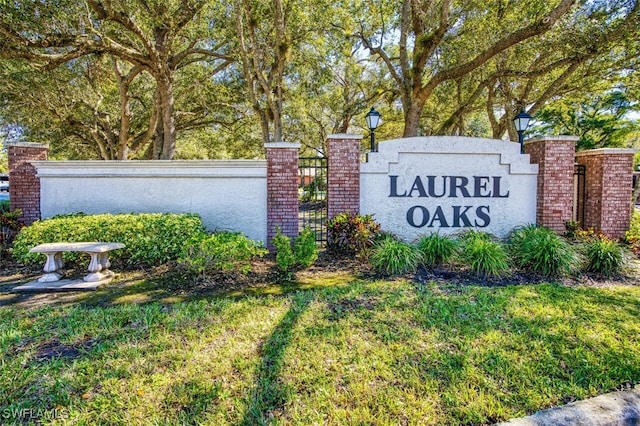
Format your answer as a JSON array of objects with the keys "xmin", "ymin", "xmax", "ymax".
[{"xmin": 0, "ymin": 0, "xmax": 638, "ymax": 159}]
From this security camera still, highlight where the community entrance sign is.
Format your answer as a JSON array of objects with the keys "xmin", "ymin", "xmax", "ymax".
[{"xmin": 360, "ymin": 136, "xmax": 539, "ymax": 240}]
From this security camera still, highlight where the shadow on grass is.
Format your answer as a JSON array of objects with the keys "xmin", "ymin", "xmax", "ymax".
[
  {"xmin": 0, "ymin": 260, "xmax": 358, "ymax": 310},
  {"xmin": 239, "ymin": 292, "xmax": 313, "ymax": 426}
]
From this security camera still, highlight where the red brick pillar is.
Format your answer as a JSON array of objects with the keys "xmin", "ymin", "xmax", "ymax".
[
  {"xmin": 265, "ymin": 142, "xmax": 300, "ymax": 247},
  {"xmin": 575, "ymin": 149, "xmax": 636, "ymax": 239},
  {"xmin": 8, "ymin": 142, "xmax": 48, "ymax": 225},
  {"xmin": 327, "ymin": 134, "xmax": 363, "ymax": 219},
  {"xmin": 524, "ymin": 136, "xmax": 577, "ymax": 233}
]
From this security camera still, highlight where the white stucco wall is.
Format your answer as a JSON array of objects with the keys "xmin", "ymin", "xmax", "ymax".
[
  {"xmin": 360, "ymin": 136, "xmax": 538, "ymax": 240},
  {"xmin": 32, "ymin": 160, "xmax": 268, "ymax": 243}
]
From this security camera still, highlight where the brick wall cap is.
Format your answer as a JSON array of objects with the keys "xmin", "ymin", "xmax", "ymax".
[
  {"xmin": 575, "ymin": 148, "xmax": 637, "ymax": 157},
  {"xmin": 327, "ymin": 133, "xmax": 364, "ymax": 140},
  {"xmin": 264, "ymin": 142, "xmax": 301, "ymax": 149},
  {"xmin": 524, "ymin": 135, "xmax": 579, "ymax": 144},
  {"xmin": 7, "ymin": 142, "xmax": 49, "ymax": 149}
]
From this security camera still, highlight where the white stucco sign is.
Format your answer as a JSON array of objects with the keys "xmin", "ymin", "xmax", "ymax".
[{"xmin": 360, "ymin": 136, "xmax": 538, "ymax": 240}]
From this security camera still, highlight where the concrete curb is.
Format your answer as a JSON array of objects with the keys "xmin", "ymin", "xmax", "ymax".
[{"xmin": 495, "ymin": 385, "xmax": 640, "ymax": 426}]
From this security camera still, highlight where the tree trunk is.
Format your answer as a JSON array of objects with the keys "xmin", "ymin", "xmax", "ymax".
[
  {"xmin": 403, "ymin": 99, "xmax": 425, "ymax": 137},
  {"xmin": 117, "ymin": 76, "xmax": 131, "ymax": 160},
  {"xmin": 157, "ymin": 74, "xmax": 176, "ymax": 159},
  {"xmin": 153, "ymin": 91, "xmax": 164, "ymax": 160}
]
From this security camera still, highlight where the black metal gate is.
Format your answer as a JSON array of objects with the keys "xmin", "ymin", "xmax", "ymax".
[
  {"xmin": 573, "ymin": 164, "xmax": 586, "ymax": 226},
  {"xmin": 298, "ymin": 157, "xmax": 328, "ymax": 242}
]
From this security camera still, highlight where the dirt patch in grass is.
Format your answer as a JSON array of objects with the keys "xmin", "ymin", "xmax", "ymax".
[{"xmin": 31, "ymin": 336, "xmax": 98, "ymax": 362}]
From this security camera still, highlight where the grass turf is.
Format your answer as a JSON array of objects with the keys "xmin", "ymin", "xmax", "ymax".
[{"xmin": 1, "ymin": 277, "xmax": 639, "ymax": 425}]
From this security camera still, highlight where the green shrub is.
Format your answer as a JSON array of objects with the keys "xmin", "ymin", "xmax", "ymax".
[
  {"xmin": 584, "ymin": 236, "xmax": 624, "ymax": 276},
  {"xmin": 456, "ymin": 229, "xmax": 493, "ymax": 244},
  {"xmin": 273, "ymin": 228, "xmax": 296, "ymax": 276},
  {"xmin": 564, "ymin": 220, "xmax": 581, "ymax": 239},
  {"xmin": 458, "ymin": 232, "xmax": 510, "ymax": 278},
  {"xmin": 370, "ymin": 236, "xmax": 422, "ymax": 276},
  {"xmin": 293, "ymin": 227, "xmax": 318, "ymax": 268},
  {"xmin": 12, "ymin": 213, "xmax": 206, "ymax": 266},
  {"xmin": 509, "ymin": 225, "xmax": 578, "ymax": 276},
  {"xmin": 180, "ymin": 231, "xmax": 267, "ymax": 276},
  {"xmin": 416, "ymin": 233, "xmax": 457, "ymax": 267},
  {"xmin": 327, "ymin": 213, "xmax": 381, "ymax": 258},
  {"xmin": 0, "ymin": 200, "xmax": 9, "ymax": 213},
  {"xmin": 273, "ymin": 227, "xmax": 319, "ymax": 276},
  {"xmin": 625, "ymin": 209, "xmax": 640, "ymax": 256},
  {"xmin": 1, "ymin": 208, "xmax": 23, "ymax": 250}
]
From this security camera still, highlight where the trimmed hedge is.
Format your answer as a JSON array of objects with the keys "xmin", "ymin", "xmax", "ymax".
[{"xmin": 12, "ymin": 213, "xmax": 206, "ymax": 266}]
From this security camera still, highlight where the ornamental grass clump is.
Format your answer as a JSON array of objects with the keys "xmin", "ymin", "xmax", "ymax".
[
  {"xmin": 509, "ymin": 225, "xmax": 578, "ymax": 276},
  {"xmin": 370, "ymin": 236, "xmax": 422, "ymax": 276},
  {"xmin": 584, "ymin": 235, "xmax": 624, "ymax": 277},
  {"xmin": 416, "ymin": 232, "xmax": 457, "ymax": 267},
  {"xmin": 457, "ymin": 231, "xmax": 510, "ymax": 278}
]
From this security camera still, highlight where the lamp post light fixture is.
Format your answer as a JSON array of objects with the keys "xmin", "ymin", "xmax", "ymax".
[
  {"xmin": 365, "ymin": 107, "xmax": 381, "ymax": 152},
  {"xmin": 513, "ymin": 109, "xmax": 532, "ymax": 154}
]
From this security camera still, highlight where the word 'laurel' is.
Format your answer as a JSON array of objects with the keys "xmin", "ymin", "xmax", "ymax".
[{"xmin": 388, "ymin": 175, "xmax": 510, "ymax": 229}]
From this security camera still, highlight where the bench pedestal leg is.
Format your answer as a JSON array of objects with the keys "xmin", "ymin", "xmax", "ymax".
[
  {"xmin": 84, "ymin": 252, "xmax": 109, "ymax": 282},
  {"xmin": 38, "ymin": 252, "xmax": 64, "ymax": 283},
  {"xmin": 99, "ymin": 253, "xmax": 114, "ymax": 277}
]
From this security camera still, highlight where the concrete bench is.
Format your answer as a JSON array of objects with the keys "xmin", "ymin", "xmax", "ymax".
[{"xmin": 29, "ymin": 242, "xmax": 125, "ymax": 283}]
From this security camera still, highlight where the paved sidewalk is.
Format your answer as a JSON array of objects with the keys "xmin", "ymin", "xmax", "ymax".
[{"xmin": 496, "ymin": 385, "xmax": 640, "ymax": 426}]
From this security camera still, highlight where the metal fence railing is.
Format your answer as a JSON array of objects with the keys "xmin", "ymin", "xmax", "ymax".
[{"xmin": 298, "ymin": 157, "xmax": 328, "ymax": 243}]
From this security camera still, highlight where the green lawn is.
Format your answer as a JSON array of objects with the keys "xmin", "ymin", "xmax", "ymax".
[{"xmin": 1, "ymin": 276, "xmax": 639, "ymax": 425}]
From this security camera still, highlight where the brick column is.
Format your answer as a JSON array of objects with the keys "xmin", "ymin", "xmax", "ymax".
[
  {"xmin": 265, "ymin": 142, "xmax": 300, "ymax": 247},
  {"xmin": 575, "ymin": 148, "xmax": 636, "ymax": 239},
  {"xmin": 8, "ymin": 142, "xmax": 48, "ymax": 225},
  {"xmin": 524, "ymin": 136, "xmax": 577, "ymax": 233},
  {"xmin": 327, "ymin": 134, "xmax": 363, "ymax": 219}
]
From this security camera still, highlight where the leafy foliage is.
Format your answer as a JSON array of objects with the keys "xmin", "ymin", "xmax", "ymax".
[
  {"xmin": 327, "ymin": 213, "xmax": 381, "ymax": 258},
  {"xmin": 532, "ymin": 91, "xmax": 640, "ymax": 151},
  {"xmin": 0, "ymin": 208, "xmax": 23, "ymax": 251},
  {"xmin": 180, "ymin": 231, "xmax": 267, "ymax": 276},
  {"xmin": 370, "ymin": 236, "xmax": 422, "ymax": 276},
  {"xmin": 12, "ymin": 213, "xmax": 206, "ymax": 266},
  {"xmin": 273, "ymin": 227, "xmax": 319, "ymax": 277},
  {"xmin": 625, "ymin": 210, "xmax": 640, "ymax": 257},
  {"xmin": 1, "ymin": 1, "xmax": 638, "ymax": 157},
  {"xmin": 293, "ymin": 227, "xmax": 318, "ymax": 268},
  {"xmin": 509, "ymin": 225, "xmax": 578, "ymax": 276},
  {"xmin": 584, "ymin": 236, "xmax": 624, "ymax": 277},
  {"xmin": 458, "ymin": 231, "xmax": 510, "ymax": 278},
  {"xmin": 416, "ymin": 233, "xmax": 457, "ymax": 267},
  {"xmin": 273, "ymin": 228, "xmax": 296, "ymax": 276}
]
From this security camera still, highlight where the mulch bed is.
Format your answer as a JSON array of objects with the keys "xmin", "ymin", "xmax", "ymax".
[{"xmin": 1, "ymin": 250, "xmax": 638, "ymax": 309}]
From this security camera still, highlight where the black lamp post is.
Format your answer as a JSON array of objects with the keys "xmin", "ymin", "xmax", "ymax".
[
  {"xmin": 513, "ymin": 109, "xmax": 532, "ymax": 154},
  {"xmin": 365, "ymin": 107, "xmax": 381, "ymax": 152}
]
